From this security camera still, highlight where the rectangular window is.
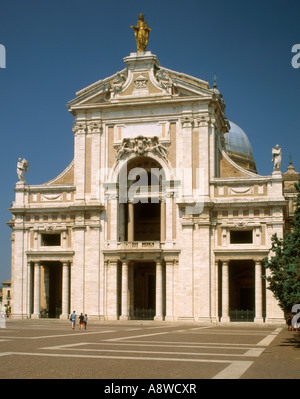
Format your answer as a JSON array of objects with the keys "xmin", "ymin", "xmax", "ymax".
[
  {"xmin": 41, "ymin": 233, "xmax": 61, "ymax": 246},
  {"xmin": 230, "ymin": 230, "xmax": 253, "ymax": 244}
]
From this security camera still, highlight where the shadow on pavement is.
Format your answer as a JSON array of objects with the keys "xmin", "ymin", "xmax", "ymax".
[{"xmin": 278, "ymin": 331, "xmax": 300, "ymax": 349}]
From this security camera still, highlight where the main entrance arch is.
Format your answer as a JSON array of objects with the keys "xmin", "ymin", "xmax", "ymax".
[
  {"xmin": 118, "ymin": 155, "xmax": 167, "ymax": 243},
  {"xmin": 103, "ymin": 150, "xmax": 179, "ymax": 321}
]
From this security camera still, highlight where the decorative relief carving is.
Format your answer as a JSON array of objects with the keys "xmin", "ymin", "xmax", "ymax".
[
  {"xmin": 180, "ymin": 116, "xmax": 194, "ymax": 128},
  {"xmin": 87, "ymin": 121, "xmax": 102, "ymax": 134},
  {"xmin": 44, "ymin": 225, "xmax": 56, "ymax": 231},
  {"xmin": 116, "ymin": 135, "xmax": 168, "ymax": 161},
  {"xmin": 73, "ymin": 121, "xmax": 102, "ymax": 134},
  {"xmin": 197, "ymin": 115, "xmax": 211, "ymax": 127},
  {"xmin": 134, "ymin": 75, "xmax": 148, "ymax": 90},
  {"xmin": 233, "ymin": 221, "xmax": 248, "ymax": 228},
  {"xmin": 156, "ymin": 68, "xmax": 173, "ymax": 93},
  {"xmin": 72, "ymin": 122, "xmax": 87, "ymax": 134},
  {"xmin": 111, "ymin": 72, "xmax": 127, "ymax": 94},
  {"xmin": 41, "ymin": 194, "xmax": 63, "ymax": 201},
  {"xmin": 228, "ymin": 186, "xmax": 253, "ymax": 195}
]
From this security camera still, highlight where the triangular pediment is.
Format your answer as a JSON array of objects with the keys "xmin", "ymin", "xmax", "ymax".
[{"xmin": 67, "ymin": 52, "xmax": 214, "ymax": 110}]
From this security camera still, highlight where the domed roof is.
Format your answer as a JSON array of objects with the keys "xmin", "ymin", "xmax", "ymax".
[
  {"xmin": 223, "ymin": 121, "xmax": 257, "ymax": 173},
  {"xmin": 224, "ymin": 121, "xmax": 254, "ymax": 159}
]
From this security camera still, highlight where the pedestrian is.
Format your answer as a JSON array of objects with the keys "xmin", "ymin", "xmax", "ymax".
[
  {"xmin": 79, "ymin": 313, "xmax": 84, "ymax": 330},
  {"xmin": 70, "ymin": 310, "xmax": 77, "ymax": 330},
  {"xmin": 286, "ymin": 313, "xmax": 295, "ymax": 331},
  {"xmin": 84, "ymin": 314, "xmax": 88, "ymax": 330}
]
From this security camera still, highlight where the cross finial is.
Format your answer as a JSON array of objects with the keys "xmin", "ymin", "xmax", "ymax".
[{"xmin": 213, "ymin": 73, "xmax": 218, "ymax": 89}]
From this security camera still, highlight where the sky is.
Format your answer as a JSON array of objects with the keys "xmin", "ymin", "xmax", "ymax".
[{"xmin": 0, "ymin": 0, "xmax": 299, "ymax": 284}]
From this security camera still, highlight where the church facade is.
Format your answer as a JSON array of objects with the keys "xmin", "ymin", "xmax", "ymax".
[{"xmin": 8, "ymin": 33, "xmax": 299, "ymax": 322}]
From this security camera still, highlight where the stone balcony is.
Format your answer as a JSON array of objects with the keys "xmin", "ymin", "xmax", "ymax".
[
  {"xmin": 103, "ymin": 240, "xmax": 180, "ymax": 263},
  {"xmin": 117, "ymin": 241, "xmax": 161, "ymax": 249}
]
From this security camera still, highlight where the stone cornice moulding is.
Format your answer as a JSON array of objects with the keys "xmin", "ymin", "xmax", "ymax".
[
  {"xmin": 212, "ymin": 176, "xmax": 279, "ymax": 184},
  {"xmin": 32, "ymin": 225, "xmax": 68, "ymax": 232},
  {"xmin": 213, "ymin": 248, "xmax": 269, "ymax": 261},
  {"xmin": 213, "ymin": 198, "xmax": 286, "ymax": 205},
  {"xmin": 68, "ymin": 95, "xmax": 213, "ymax": 111},
  {"xmin": 10, "ymin": 202, "xmax": 105, "ymax": 214}
]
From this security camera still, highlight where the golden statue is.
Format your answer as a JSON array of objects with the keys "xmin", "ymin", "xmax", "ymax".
[{"xmin": 130, "ymin": 14, "xmax": 151, "ymax": 52}]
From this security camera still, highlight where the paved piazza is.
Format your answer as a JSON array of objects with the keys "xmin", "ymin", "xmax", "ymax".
[{"xmin": 0, "ymin": 319, "xmax": 299, "ymax": 381}]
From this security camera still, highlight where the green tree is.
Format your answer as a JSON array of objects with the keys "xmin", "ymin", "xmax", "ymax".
[{"xmin": 263, "ymin": 181, "xmax": 300, "ymax": 314}]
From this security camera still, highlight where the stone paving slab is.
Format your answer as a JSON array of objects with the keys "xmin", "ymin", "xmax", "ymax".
[{"xmin": 0, "ymin": 319, "xmax": 298, "ymax": 383}]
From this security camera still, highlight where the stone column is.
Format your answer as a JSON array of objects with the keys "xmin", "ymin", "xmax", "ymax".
[
  {"xmin": 27, "ymin": 262, "xmax": 33, "ymax": 317},
  {"xmin": 160, "ymin": 200, "xmax": 166, "ymax": 242},
  {"xmin": 103, "ymin": 260, "xmax": 108, "ymax": 319},
  {"xmin": 254, "ymin": 260, "xmax": 264, "ymax": 323},
  {"xmin": 165, "ymin": 259, "xmax": 175, "ymax": 321},
  {"xmin": 214, "ymin": 260, "xmax": 219, "ymax": 322},
  {"xmin": 221, "ymin": 261, "xmax": 230, "ymax": 322},
  {"xmin": 154, "ymin": 260, "xmax": 164, "ymax": 321},
  {"xmin": 128, "ymin": 262, "xmax": 134, "ymax": 318},
  {"xmin": 119, "ymin": 203, "xmax": 126, "ymax": 241},
  {"xmin": 61, "ymin": 262, "xmax": 70, "ymax": 319},
  {"xmin": 128, "ymin": 201, "xmax": 134, "ymax": 242},
  {"xmin": 32, "ymin": 262, "xmax": 41, "ymax": 318},
  {"xmin": 120, "ymin": 260, "xmax": 129, "ymax": 320},
  {"xmin": 106, "ymin": 259, "xmax": 119, "ymax": 320},
  {"xmin": 165, "ymin": 195, "xmax": 173, "ymax": 242}
]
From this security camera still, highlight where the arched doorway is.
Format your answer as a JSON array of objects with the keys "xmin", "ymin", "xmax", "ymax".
[{"xmin": 118, "ymin": 156, "xmax": 166, "ymax": 242}]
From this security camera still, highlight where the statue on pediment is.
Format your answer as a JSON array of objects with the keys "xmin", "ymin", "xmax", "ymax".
[
  {"xmin": 272, "ymin": 144, "xmax": 282, "ymax": 172},
  {"xmin": 130, "ymin": 14, "xmax": 151, "ymax": 53},
  {"xmin": 17, "ymin": 158, "xmax": 29, "ymax": 182},
  {"xmin": 156, "ymin": 69, "xmax": 173, "ymax": 93},
  {"xmin": 112, "ymin": 72, "xmax": 127, "ymax": 94}
]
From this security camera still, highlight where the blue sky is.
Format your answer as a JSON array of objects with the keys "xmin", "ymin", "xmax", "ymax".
[{"xmin": 0, "ymin": 0, "xmax": 299, "ymax": 283}]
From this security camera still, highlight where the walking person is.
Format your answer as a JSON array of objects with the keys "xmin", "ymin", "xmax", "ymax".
[
  {"xmin": 70, "ymin": 310, "xmax": 77, "ymax": 330},
  {"xmin": 84, "ymin": 314, "xmax": 88, "ymax": 330},
  {"xmin": 79, "ymin": 313, "xmax": 84, "ymax": 330}
]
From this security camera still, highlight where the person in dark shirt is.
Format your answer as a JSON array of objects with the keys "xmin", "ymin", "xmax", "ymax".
[{"xmin": 79, "ymin": 313, "xmax": 84, "ymax": 330}]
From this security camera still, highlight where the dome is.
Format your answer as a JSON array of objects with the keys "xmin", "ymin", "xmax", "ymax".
[{"xmin": 224, "ymin": 121, "xmax": 257, "ymax": 173}]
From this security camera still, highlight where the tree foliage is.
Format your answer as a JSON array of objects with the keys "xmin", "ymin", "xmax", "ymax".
[{"xmin": 263, "ymin": 181, "xmax": 300, "ymax": 314}]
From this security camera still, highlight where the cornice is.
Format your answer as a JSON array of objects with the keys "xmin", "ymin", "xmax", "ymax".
[
  {"xmin": 9, "ymin": 203, "xmax": 105, "ymax": 214},
  {"xmin": 68, "ymin": 95, "xmax": 213, "ymax": 113}
]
